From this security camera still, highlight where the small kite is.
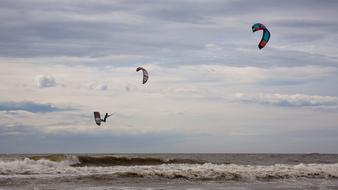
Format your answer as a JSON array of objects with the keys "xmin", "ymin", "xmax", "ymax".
[
  {"xmin": 252, "ymin": 23, "xmax": 270, "ymax": 49},
  {"xmin": 136, "ymin": 67, "xmax": 149, "ymax": 84}
]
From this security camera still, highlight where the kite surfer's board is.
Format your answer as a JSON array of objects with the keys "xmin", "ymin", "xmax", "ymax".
[{"xmin": 94, "ymin": 112, "xmax": 101, "ymax": 126}]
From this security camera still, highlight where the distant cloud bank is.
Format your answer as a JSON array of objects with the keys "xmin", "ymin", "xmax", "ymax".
[
  {"xmin": 234, "ymin": 93, "xmax": 338, "ymax": 108},
  {"xmin": 0, "ymin": 101, "xmax": 60, "ymax": 113}
]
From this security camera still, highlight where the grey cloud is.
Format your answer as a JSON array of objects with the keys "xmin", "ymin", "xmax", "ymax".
[
  {"xmin": 2, "ymin": 125, "xmax": 337, "ymax": 153},
  {"xmin": 0, "ymin": 101, "xmax": 63, "ymax": 113},
  {"xmin": 0, "ymin": 129, "xmax": 189, "ymax": 153},
  {"xmin": 35, "ymin": 75, "xmax": 57, "ymax": 88},
  {"xmin": 1, "ymin": 0, "xmax": 338, "ymax": 154},
  {"xmin": 256, "ymin": 48, "xmax": 338, "ymax": 67},
  {"xmin": 272, "ymin": 20, "xmax": 338, "ymax": 31},
  {"xmin": 234, "ymin": 93, "xmax": 338, "ymax": 108},
  {"xmin": 131, "ymin": 0, "xmax": 338, "ymax": 22},
  {"xmin": 286, "ymin": 127, "xmax": 338, "ymax": 139},
  {"xmin": 277, "ymin": 33, "xmax": 326, "ymax": 43},
  {"xmin": 0, "ymin": 124, "xmax": 37, "ymax": 136},
  {"xmin": 0, "ymin": 0, "xmax": 337, "ymax": 68}
]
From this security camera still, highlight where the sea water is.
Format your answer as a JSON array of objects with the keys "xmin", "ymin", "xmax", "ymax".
[{"xmin": 0, "ymin": 154, "xmax": 338, "ymax": 189}]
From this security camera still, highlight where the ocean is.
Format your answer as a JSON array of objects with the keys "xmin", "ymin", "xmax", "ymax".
[{"xmin": 0, "ymin": 154, "xmax": 338, "ymax": 189}]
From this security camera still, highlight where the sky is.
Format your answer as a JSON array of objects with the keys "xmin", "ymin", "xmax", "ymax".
[{"xmin": 1, "ymin": 0, "xmax": 338, "ymax": 153}]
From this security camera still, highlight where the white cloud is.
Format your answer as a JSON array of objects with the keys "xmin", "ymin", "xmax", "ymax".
[
  {"xmin": 95, "ymin": 83, "xmax": 108, "ymax": 91},
  {"xmin": 234, "ymin": 93, "xmax": 338, "ymax": 108},
  {"xmin": 2, "ymin": 0, "xmax": 338, "ymax": 153},
  {"xmin": 34, "ymin": 75, "xmax": 57, "ymax": 88},
  {"xmin": 87, "ymin": 82, "xmax": 109, "ymax": 91},
  {"xmin": 1, "ymin": 60, "xmax": 338, "ymax": 152}
]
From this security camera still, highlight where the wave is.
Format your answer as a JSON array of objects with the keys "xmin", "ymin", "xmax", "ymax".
[
  {"xmin": 74, "ymin": 155, "xmax": 203, "ymax": 166},
  {"xmin": 0, "ymin": 158, "xmax": 78, "ymax": 175},
  {"xmin": 0, "ymin": 158, "xmax": 338, "ymax": 180},
  {"xmin": 21, "ymin": 154, "xmax": 338, "ymax": 166},
  {"xmin": 27, "ymin": 155, "xmax": 203, "ymax": 166},
  {"xmin": 29, "ymin": 154, "xmax": 77, "ymax": 162}
]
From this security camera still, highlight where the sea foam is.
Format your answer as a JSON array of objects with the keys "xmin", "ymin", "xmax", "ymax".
[{"xmin": 1, "ymin": 158, "xmax": 338, "ymax": 180}]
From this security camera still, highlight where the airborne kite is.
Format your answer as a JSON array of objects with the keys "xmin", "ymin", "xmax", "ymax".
[
  {"xmin": 252, "ymin": 23, "xmax": 270, "ymax": 49},
  {"xmin": 136, "ymin": 67, "xmax": 149, "ymax": 84},
  {"xmin": 94, "ymin": 112, "xmax": 113, "ymax": 126}
]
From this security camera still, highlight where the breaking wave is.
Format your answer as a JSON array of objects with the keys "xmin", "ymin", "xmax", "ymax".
[
  {"xmin": 74, "ymin": 155, "xmax": 202, "ymax": 166},
  {"xmin": 0, "ymin": 157, "xmax": 338, "ymax": 180},
  {"xmin": 26, "ymin": 155, "xmax": 203, "ymax": 166}
]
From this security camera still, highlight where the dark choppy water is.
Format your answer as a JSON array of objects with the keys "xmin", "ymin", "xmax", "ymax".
[{"xmin": 0, "ymin": 154, "xmax": 338, "ymax": 189}]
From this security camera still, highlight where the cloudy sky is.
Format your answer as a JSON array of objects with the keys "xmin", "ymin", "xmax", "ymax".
[{"xmin": 1, "ymin": 0, "xmax": 338, "ymax": 153}]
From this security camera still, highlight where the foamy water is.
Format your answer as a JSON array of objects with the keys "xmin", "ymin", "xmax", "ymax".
[
  {"xmin": 1, "ymin": 154, "xmax": 338, "ymax": 189},
  {"xmin": 1, "ymin": 158, "xmax": 338, "ymax": 180}
]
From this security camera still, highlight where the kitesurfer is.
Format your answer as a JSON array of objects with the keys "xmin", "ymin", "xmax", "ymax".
[{"xmin": 94, "ymin": 112, "xmax": 113, "ymax": 126}]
